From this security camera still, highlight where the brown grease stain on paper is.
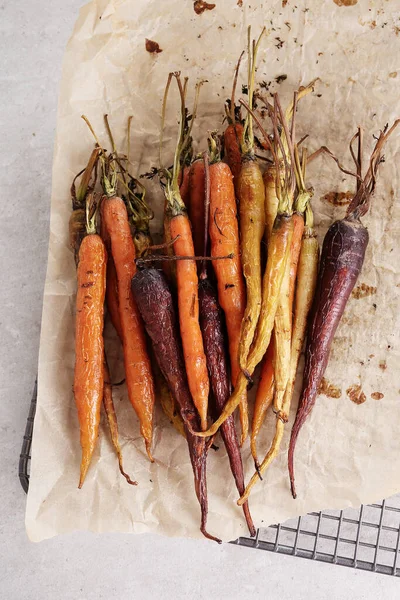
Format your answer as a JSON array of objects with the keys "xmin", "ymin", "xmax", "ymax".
[
  {"xmin": 322, "ymin": 191, "xmax": 353, "ymax": 206},
  {"xmin": 347, "ymin": 384, "xmax": 366, "ymax": 405},
  {"xmin": 145, "ymin": 39, "xmax": 162, "ymax": 53},
  {"xmin": 351, "ymin": 283, "xmax": 377, "ymax": 299},
  {"xmin": 319, "ymin": 377, "xmax": 342, "ymax": 398},
  {"xmin": 333, "ymin": 0, "xmax": 358, "ymax": 6},
  {"xmin": 371, "ymin": 392, "xmax": 384, "ymax": 400},
  {"xmin": 194, "ymin": 1, "xmax": 216, "ymax": 14}
]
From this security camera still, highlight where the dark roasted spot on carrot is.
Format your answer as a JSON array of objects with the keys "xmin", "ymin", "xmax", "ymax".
[
  {"xmin": 319, "ymin": 377, "xmax": 342, "ymax": 398},
  {"xmin": 86, "ymin": 270, "xmax": 93, "ymax": 275},
  {"xmin": 194, "ymin": 0, "xmax": 216, "ymax": 15},
  {"xmin": 81, "ymin": 281, "xmax": 94, "ymax": 288},
  {"xmin": 346, "ymin": 383, "xmax": 366, "ymax": 405},
  {"xmin": 351, "ymin": 282, "xmax": 377, "ymax": 299},
  {"xmin": 322, "ymin": 190, "xmax": 353, "ymax": 206},
  {"xmin": 190, "ymin": 294, "xmax": 196, "ymax": 318},
  {"xmin": 379, "ymin": 360, "xmax": 387, "ymax": 371},
  {"xmin": 145, "ymin": 39, "xmax": 163, "ymax": 54},
  {"xmin": 225, "ymin": 283, "xmax": 235, "ymax": 289},
  {"xmin": 371, "ymin": 392, "xmax": 384, "ymax": 400}
]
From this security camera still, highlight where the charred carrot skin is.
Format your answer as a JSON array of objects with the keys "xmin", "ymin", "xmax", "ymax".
[
  {"xmin": 224, "ymin": 123, "xmax": 244, "ymax": 194},
  {"xmin": 74, "ymin": 233, "xmax": 107, "ymax": 487},
  {"xmin": 288, "ymin": 218, "xmax": 368, "ymax": 498},
  {"xmin": 103, "ymin": 196, "xmax": 155, "ymax": 460},
  {"xmin": 131, "ymin": 267, "xmax": 221, "ymax": 543},
  {"xmin": 209, "ymin": 160, "xmax": 248, "ymax": 444},
  {"xmin": 199, "ymin": 278, "xmax": 256, "ymax": 537},
  {"xmin": 188, "ymin": 158, "xmax": 206, "ymax": 258}
]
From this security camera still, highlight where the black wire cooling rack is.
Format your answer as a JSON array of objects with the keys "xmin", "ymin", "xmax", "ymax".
[{"xmin": 21, "ymin": 382, "xmax": 400, "ymax": 577}]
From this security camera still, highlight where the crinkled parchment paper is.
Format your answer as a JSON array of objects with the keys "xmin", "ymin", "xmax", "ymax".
[{"xmin": 26, "ymin": 0, "xmax": 400, "ymax": 542}]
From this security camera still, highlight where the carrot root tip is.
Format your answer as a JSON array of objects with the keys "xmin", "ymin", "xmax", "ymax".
[
  {"xmin": 145, "ymin": 441, "xmax": 155, "ymax": 463},
  {"xmin": 201, "ymin": 527, "xmax": 222, "ymax": 544}
]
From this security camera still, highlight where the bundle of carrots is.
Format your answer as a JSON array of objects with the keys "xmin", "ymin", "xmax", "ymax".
[{"xmin": 70, "ymin": 27, "xmax": 398, "ymax": 542}]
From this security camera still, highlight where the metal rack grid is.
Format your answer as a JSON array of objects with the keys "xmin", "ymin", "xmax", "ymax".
[{"xmin": 21, "ymin": 382, "xmax": 400, "ymax": 577}]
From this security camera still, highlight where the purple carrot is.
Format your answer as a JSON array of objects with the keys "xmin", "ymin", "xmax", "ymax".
[
  {"xmin": 131, "ymin": 267, "xmax": 221, "ymax": 543},
  {"xmin": 288, "ymin": 121, "xmax": 399, "ymax": 499},
  {"xmin": 198, "ymin": 153, "xmax": 256, "ymax": 536}
]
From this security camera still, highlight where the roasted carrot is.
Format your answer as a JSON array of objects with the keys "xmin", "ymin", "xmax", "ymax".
[
  {"xmin": 159, "ymin": 73, "xmax": 209, "ymax": 431},
  {"xmin": 102, "ymin": 191, "xmax": 155, "ymax": 460},
  {"xmin": 74, "ymin": 194, "xmax": 107, "ymax": 487},
  {"xmin": 288, "ymin": 121, "xmax": 399, "ymax": 498},
  {"xmin": 195, "ymin": 94, "xmax": 295, "ymax": 439},
  {"xmin": 239, "ymin": 157, "xmax": 317, "ymax": 503},
  {"xmin": 208, "ymin": 134, "xmax": 248, "ymax": 445},
  {"xmin": 237, "ymin": 28, "xmax": 266, "ymax": 375},
  {"xmin": 188, "ymin": 157, "xmax": 206, "ymax": 257},
  {"xmin": 102, "ymin": 356, "xmax": 137, "ymax": 485},
  {"xmin": 250, "ymin": 337, "xmax": 274, "ymax": 468},
  {"xmin": 198, "ymin": 153, "xmax": 255, "ymax": 536},
  {"xmin": 263, "ymin": 165, "xmax": 280, "ymax": 243},
  {"xmin": 71, "ymin": 149, "xmax": 133, "ymax": 484},
  {"xmin": 131, "ymin": 267, "xmax": 221, "ymax": 543},
  {"xmin": 100, "ymin": 200, "xmax": 122, "ymax": 340},
  {"xmin": 224, "ymin": 51, "xmax": 244, "ymax": 194}
]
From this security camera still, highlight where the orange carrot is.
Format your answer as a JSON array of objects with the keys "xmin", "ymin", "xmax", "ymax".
[
  {"xmin": 170, "ymin": 213, "xmax": 209, "ymax": 430},
  {"xmin": 250, "ymin": 338, "xmax": 274, "ymax": 467},
  {"xmin": 159, "ymin": 73, "xmax": 210, "ymax": 431},
  {"xmin": 208, "ymin": 142, "xmax": 248, "ymax": 444},
  {"xmin": 188, "ymin": 158, "xmax": 206, "ymax": 258},
  {"xmin": 100, "ymin": 200, "xmax": 122, "ymax": 339},
  {"xmin": 102, "ymin": 193, "xmax": 155, "ymax": 460},
  {"xmin": 74, "ymin": 205, "xmax": 107, "ymax": 488}
]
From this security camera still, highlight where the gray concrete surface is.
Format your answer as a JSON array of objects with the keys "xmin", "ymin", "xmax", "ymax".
[{"xmin": 0, "ymin": 1, "xmax": 399, "ymax": 598}]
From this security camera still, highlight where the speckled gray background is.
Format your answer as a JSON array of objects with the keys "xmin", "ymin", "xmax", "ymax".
[{"xmin": 1, "ymin": 1, "xmax": 399, "ymax": 597}]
